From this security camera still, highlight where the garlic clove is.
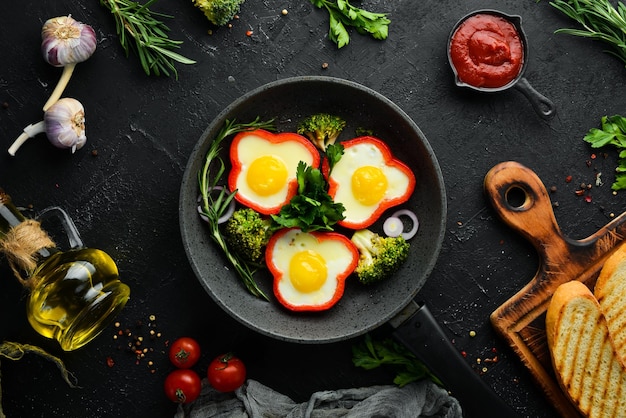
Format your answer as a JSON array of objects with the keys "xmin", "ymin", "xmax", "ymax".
[
  {"xmin": 42, "ymin": 15, "xmax": 96, "ymax": 67},
  {"xmin": 44, "ymin": 98, "xmax": 87, "ymax": 151},
  {"xmin": 41, "ymin": 16, "xmax": 96, "ymax": 111},
  {"xmin": 8, "ymin": 98, "xmax": 87, "ymax": 156}
]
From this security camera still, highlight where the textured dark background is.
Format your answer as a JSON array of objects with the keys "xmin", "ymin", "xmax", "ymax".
[{"xmin": 1, "ymin": 0, "xmax": 625, "ymax": 417}]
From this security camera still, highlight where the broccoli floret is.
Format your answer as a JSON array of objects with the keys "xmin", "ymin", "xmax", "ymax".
[
  {"xmin": 223, "ymin": 208, "xmax": 273, "ymax": 265},
  {"xmin": 297, "ymin": 113, "xmax": 347, "ymax": 151},
  {"xmin": 351, "ymin": 229, "xmax": 410, "ymax": 285},
  {"xmin": 193, "ymin": 0, "xmax": 246, "ymax": 27}
]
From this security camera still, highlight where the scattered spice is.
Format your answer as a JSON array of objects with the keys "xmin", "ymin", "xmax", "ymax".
[
  {"xmin": 469, "ymin": 330, "xmax": 476, "ymax": 337},
  {"xmin": 109, "ymin": 314, "xmax": 164, "ymax": 374}
]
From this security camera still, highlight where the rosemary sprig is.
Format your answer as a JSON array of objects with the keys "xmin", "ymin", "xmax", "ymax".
[
  {"xmin": 100, "ymin": 0, "xmax": 196, "ymax": 78},
  {"xmin": 197, "ymin": 117, "xmax": 276, "ymax": 300},
  {"xmin": 550, "ymin": 0, "xmax": 626, "ymax": 66}
]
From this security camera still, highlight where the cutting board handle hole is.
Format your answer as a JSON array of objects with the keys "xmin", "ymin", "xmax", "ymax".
[{"xmin": 505, "ymin": 186, "xmax": 527, "ymax": 209}]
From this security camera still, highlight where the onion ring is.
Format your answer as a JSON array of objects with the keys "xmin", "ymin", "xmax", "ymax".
[
  {"xmin": 385, "ymin": 209, "xmax": 419, "ymax": 240},
  {"xmin": 382, "ymin": 217, "xmax": 403, "ymax": 238},
  {"xmin": 197, "ymin": 186, "xmax": 236, "ymax": 225}
]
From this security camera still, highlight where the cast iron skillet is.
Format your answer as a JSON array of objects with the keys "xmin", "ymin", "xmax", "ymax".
[
  {"xmin": 179, "ymin": 76, "xmax": 446, "ymax": 344},
  {"xmin": 447, "ymin": 9, "xmax": 556, "ymax": 120}
]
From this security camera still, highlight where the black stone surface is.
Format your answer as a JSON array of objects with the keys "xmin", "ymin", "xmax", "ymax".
[{"xmin": 2, "ymin": 1, "xmax": 625, "ymax": 417}]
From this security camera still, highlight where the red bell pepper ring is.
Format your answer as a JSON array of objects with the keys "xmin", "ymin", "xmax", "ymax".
[
  {"xmin": 228, "ymin": 129, "xmax": 320, "ymax": 215},
  {"xmin": 323, "ymin": 136, "xmax": 416, "ymax": 230},
  {"xmin": 265, "ymin": 228, "xmax": 359, "ymax": 312}
]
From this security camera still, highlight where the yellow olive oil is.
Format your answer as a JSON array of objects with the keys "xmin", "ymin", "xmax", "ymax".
[
  {"xmin": 26, "ymin": 248, "xmax": 130, "ymax": 351},
  {"xmin": 0, "ymin": 187, "xmax": 130, "ymax": 351}
]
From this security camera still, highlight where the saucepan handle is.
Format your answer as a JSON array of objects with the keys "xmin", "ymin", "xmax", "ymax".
[
  {"xmin": 392, "ymin": 302, "xmax": 520, "ymax": 418},
  {"xmin": 514, "ymin": 77, "xmax": 555, "ymax": 120}
]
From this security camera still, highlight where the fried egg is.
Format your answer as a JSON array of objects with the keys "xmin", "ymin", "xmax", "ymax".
[
  {"xmin": 326, "ymin": 136, "xmax": 416, "ymax": 229},
  {"xmin": 228, "ymin": 130, "xmax": 320, "ymax": 215},
  {"xmin": 265, "ymin": 228, "xmax": 359, "ymax": 312}
]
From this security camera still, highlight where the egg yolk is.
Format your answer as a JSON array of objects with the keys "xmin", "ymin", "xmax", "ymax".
[
  {"xmin": 246, "ymin": 155, "xmax": 288, "ymax": 196},
  {"xmin": 289, "ymin": 250, "xmax": 328, "ymax": 293},
  {"xmin": 351, "ymin": 166, "xmax": 388, "ymax": 205}
]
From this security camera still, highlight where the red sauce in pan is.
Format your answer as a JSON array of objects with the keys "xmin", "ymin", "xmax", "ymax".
[{"xmin": 449, "ymin": 13, "xmax": 524, "ymax": 89}]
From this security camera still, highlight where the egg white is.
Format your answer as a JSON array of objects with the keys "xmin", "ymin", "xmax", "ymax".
[
  {"xmin": 269, "ymin": 229, "xmax": 356, "ymax": 309},
  {"xmin": 330, "ymin": 141, "xmax": 412, "ymax": 227},
  {"xmin": 231, "ymin": 133, "xmax": 317, "ymax": 213}
]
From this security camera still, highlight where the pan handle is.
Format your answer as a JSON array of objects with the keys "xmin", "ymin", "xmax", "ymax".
[
  {"xmin": 392, "ymin": 302, "xmax": 520, "ymax": 418},
  {"xmin": 514, "ymin": 77, "xmax": 555, "ymax": 120}
]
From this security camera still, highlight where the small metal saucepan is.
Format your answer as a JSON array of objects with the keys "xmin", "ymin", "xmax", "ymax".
[{"xmin": 447, "ymin": 9, "xmax": 555, "ymax": 120}]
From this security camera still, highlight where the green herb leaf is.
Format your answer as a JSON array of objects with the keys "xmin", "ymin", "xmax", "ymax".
[
  {"xmin": 352, "ymin": 334, "xmax": 443, "ymax": 387},
  {"xmin": 325, "ymin": 143, "xmax": 344, "ymax": 173},
  {"xmin": 271, "ymin": 162, "xmax": 345, "ymax": 232},
  {"xmin": 100, "ymin": 0, "xmax": 196, "ymax": 78},
  {"xmin": 583, "ymin": 114, "xmax": 626, "ymax": 190},
  {"xmin": 550, "ymin": 0, "xmax": 626, "ymax": 66},
  {"xmin": 310, "ymin": 0, "xmax": 390, "ymax": 48},
  {"xmin": 198, "ymin": 117, "xmax": 276, "ymax": 299}
]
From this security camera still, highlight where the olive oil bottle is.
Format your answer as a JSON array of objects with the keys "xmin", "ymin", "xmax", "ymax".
[{"xmin": 0, "ymin": 188, "xmax": 130, "ymax": 351}]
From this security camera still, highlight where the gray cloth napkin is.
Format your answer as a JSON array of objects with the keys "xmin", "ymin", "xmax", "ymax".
[{"xmin": 175, "ymin": 379, "xmax": 462, "ymax": 418}]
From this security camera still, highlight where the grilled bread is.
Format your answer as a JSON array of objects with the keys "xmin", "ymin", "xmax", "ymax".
[
  {"xmin": 546, "ymin": 280, "xmax": 626, "ymax": 418},
  {"xmin": 595, "ymin": 244, "xmax": 626, "ymax": 368}
]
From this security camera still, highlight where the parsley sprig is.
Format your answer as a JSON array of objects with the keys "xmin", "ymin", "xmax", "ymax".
[
  {"xmin": 271, "ymin": 160, "xmax": 346, "ymax": 232},
  {"xmin": 352, "ymin": 334, "xmax": 443, "ymax": 387},
  {"xmin": 583, "ymin": 115, "xmax": 626, "ymax": 190},
  {"xmin": 198, "ymin": 117, "xmax": 276, "ymax": 300},
  {"xmin": 100, "ymin": 0, "xmax": 196, "ymax": 78},
  {"xmin": 550, "ymin": 0, "xmax": 626, "ymax": 66},
  {"xmin": 310, "ymin": 0, "xmax": 390, "ymax": 48}
]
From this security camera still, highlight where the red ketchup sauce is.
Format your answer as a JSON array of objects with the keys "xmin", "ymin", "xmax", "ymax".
[{"xmin": 449, "ymin": 13, "xmax": 524, "ymax": 89}]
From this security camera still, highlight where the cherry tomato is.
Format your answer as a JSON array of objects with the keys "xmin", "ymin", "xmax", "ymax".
[
  {"xmin": 207, "ymin": 353, "xmax": 246, "ymax": 392},
  {"xmin": 168, "ymin": 337, "xmax": 201, "ymax": 369},
  {"xmin": 164, "ymin": 369, "xmax": 202, "ymax": 404}
]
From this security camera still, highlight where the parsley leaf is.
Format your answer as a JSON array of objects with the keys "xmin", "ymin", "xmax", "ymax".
[
  {"xmin": 310, "ymin": 0, "xmax": 390, "ymax": 48},
  {"xmin": 271, "ymin": 162, "xmax": 345, "ymax": 232},
  {"xmin": 352, "ymin": 334, "xmax": 443, "ymax": 387},
  {"xmin": 325, "ymin": 143, "xmax": 344, "ymax": 173},
  {"xmin": 583, "ymin": 115, "xmax": 626, "ymax": 190}
]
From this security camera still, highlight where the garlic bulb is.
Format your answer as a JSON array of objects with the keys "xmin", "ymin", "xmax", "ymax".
[
  {"xmin": 8, "ymin": 98, "xmax": 87, "ymax": 156},
  {"xmin": 41, "ymin": 16, "xmax": 96, "ymax": 111}
]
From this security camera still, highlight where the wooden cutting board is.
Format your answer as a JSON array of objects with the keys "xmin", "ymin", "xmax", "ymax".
[{"xmin": 484, "ymin": 161, "xmax": 626, "ymax": 418}]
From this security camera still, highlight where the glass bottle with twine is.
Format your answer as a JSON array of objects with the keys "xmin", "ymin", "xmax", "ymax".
[{"xmin": 0, "ymin": 188, "xmax": 130, "ymax": 350}]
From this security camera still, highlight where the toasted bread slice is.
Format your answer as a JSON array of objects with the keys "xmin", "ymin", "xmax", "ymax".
[
  {"xmin": 546, "ymin": 280, "xmax": 626, "ymax": 418},
  {"xmin": 595, "ymin": 244, "xmax": 626, "ymax": 368}
]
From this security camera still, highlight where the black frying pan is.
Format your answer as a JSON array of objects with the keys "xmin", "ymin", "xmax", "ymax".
[{"xmin": 179, "ymin": 76, "xmax": 446, "ymax": 343}]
